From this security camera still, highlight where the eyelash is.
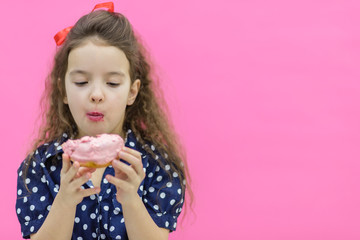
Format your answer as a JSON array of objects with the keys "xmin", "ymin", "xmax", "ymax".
[{"xmin": 75, "ymin": 82, "xmax": 120, "ymax": 87}]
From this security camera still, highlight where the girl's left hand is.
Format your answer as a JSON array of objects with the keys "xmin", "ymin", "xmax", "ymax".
[{"xmin": 105, "ymin": 147, "xmax": 145, "ymax": 205}]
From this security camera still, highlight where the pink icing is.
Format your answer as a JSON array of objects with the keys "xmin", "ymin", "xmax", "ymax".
[{"xmin": 61, "ymin": 134, "xmax": 124, "ymax": 165}]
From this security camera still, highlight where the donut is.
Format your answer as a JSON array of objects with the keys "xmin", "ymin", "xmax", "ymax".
[{"xmin": 61, "ymin": 134, "xmax": 124, "ymax": 168}]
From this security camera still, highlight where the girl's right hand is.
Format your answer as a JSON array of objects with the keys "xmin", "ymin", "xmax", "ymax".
[{"xmin": 56, "ymin": 153, "xmax": 100, "ymax": 208}]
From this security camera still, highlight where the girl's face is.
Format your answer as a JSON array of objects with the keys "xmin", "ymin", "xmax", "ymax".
[{"xmin": 63, "ymin": 41, "xmax": 140, "ymax": 139}]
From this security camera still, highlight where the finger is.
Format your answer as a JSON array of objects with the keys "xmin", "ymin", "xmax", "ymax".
[
  {"xmin": 80, "ymin": 187, "xmax": 101, "ymax": 198},
  {"xmin": 76, "ymin": 167, "xmax": 96, "ymax": 178},
  {"xmin": 106, "ymin": 174, "xmax": 129, "ymax": 190},
  {"xmin": 122, "ymin": 147, "xmax": 142, "ymax": 159},
  {"xmin": 119, "ymin": 151, "xmax": 143, "ymax": 176},
  {"xmin": 112, "ymin": 159, "xmax": 137, "ymax": 180},
  {"xmin": 61, "ymin": 153, "xmax": 71, "ymax": 174},
  {"xmin": 70, "ymin": 172, "xmax": 91, "ymax": 189},
  {"xmin": 63, "ymin": 161, "xmax": 80, "ymax": 182}
]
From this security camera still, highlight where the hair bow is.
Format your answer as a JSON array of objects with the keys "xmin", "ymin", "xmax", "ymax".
[{"xmin": 53, "ymin": 2, "xmax": 114, "ymax": 46}]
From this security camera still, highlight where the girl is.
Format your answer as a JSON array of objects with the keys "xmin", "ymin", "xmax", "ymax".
[{"xmin": 16, "ymin": 2, "xmax": 191, "ymax": 240}]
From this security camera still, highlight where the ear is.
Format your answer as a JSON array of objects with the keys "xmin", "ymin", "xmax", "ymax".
[
  {"xmin": 58, "ymin": 78, "xmax": 68, "ymax": 104},
  {"xmin": 127, "ymin": 79, "xmax": 141, "ymax": 105}
]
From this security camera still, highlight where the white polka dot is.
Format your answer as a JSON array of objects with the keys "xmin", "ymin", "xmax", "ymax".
[
  {"xmin": 30, "ymin": 226, "xmax": 34, "ymax": 232},
  {"xmin": 50, "ymin": 166, "xmax": 56, "ymax": 172},
  {"xmin": 103, "ymin": 178, "xmax": 109, "ymax": 184},
  {"xmin": 23, "ymin": 197, "xmax": 28, "ymax": 203},
  {"xmin": 90, "ymin": 194, "xmax": 96, "ymax": 200},
  {"xmin": 30, "ymin": 205, "xmax": 35, "ymax": 211},
  {"xmin": 110, "ymin": 226, "xmax": 115, "ymax": 232},
  {"xmin": 90, "ymin": 213, "xmax": 96, "ymax": 219},
  {"xmin": 47, "ymin": 205, "xmax": 51, "ymax": 211},
  {"xmin": 25, "ymin": 216, "xmax": 30, "ymax": 221},
  {"xmin": 25, "ymin": 178, "xmax": 31, "ymax": 184},
  {"xmin": 183, "ymin": 179, "xmax": 186, "ymax": 185},
  {"xmin": 173, "ymin": 222, "xmax": 177, "ymax": 228},
  {"xmin": 144, "ymin": 198, "xmax": 148, "ymax": 203},
  {"xmin": 83, "ymin": 224, "xmax": 88, "ymax": 230},
  {"xmin": 156, "ymin": 213, "xmax": 163, "ymax": 217},
  {"xmin": 170, "ymin": 199, "xmax": 176, "ymax": 205},
  {"xmin": 173, "ymin": 172, "xmax": 178, "ymax": 178},
  {"xmin": 116, "ymin": 235, "xmax": 121, "ymax": 239},
  {"xmin": 46, "ymin": 153, "xmax": 51, "ymax": 158},
  {"xmin": 120, "ymin": 217, "xmax": 125, "ymax": 223},
  {"xmin": 99, "ymin": 215, "xmax": 103, "ymax": 220},
  {"xmin": 155, "ymin": 166, "xmax": 160, "ymax": 172},
  {"xmin": 165, "ymin": 165, "xmax": 170, "ymax": 171},
  {"xmin": 156, "ymin": 176, "xmax": 163, "ymax": 182},
  {"xmin": 32, "ymin": 169, "xmax": 36, "ymax": 174},
  {"xmin": 143, "ymin": 168, "xmax": 146, "ymax": 173},
  {"xmin": 139, "ymin": 185, "xmax": 143, "ymax": 191},
  {"xmin": 77, "ymin": 237, "xmax": 83, "ymax": 240},
  {"xmin": 40, "ymin": 196, "xmax": 46, "ymax": 202},
  {"xmin": 32, "ymin": 187, "xmax": 38, "ymax": 193},
  {"xmin": 24, "ymin": 222, "xmax": 29, "ymax": 226},
  {"xmin": 165, "ymin": 221, "xmax": 169, "ymax": 227},
  {"xmin": 81, "ymin": 205, "xmax": 86, "ymax": 211},
  {"xmin": 92, "ymin": 233, "xmax": 97, "ymax": 238},
  {"xmin": 166, "ymin": 182, "xmax": 172, "ymax": 188},
  {"xmin": 106, "ymin": 188, "xmax": 111, "ymax": 194},
  {"xmin": 74, "ymin": 217, "xmax": 80, "ymax": 223},
  {"xmin": 101, "ymin": 234, "xmax": 106, "ymax": 239},
  {"xmin": 19, "ymin": 171, "xmax": 22, "ymax": 177},
  {"xmin": 17, "ymin": 189, "xmax": 22, "ymax": 195},
  {"xmin": 104, "ymin": 206, "xmax": 109, "ymax": 211},
  {"xmin": 16, "ymin": 208, "xmax": 21, "ymax": 214},
  {"xmin": 103, "ymin": 223, "xmax": 107, "ymax": 230},
  {"xmin": 151, "ymin": 145, "xmax": 155, "ymax": 151},
  {"xmin": 160, "ymin": 192, "xmax": 166, "ymax": 199},
  {"xmin": 114, "ymin": 207, "xmax": 121, "ymax": 214},
  {"xmin": 32, "ymin": 161, "xmax": 36, "ymax": 167},
  {"xmin": 148, "ymin": 172, "xmax": 153, "ymax": 178},
  {"xmin": 177, "ymin": 188, "xmax": 182, "ymax": 194},
  {"xmin": 154, "ymin": 205, "xmax": 159, "ymax": 211},
  {"xmin": 38, "ymin": 214, "xmax": 43, "ymax": 219},
  {"xmin": 41, "ymin": 175, "xmax": 46, "ymax": 183},
  {"xmin": 129, "ymin": 141, "xmax": 135, "ymax": 147},
  {"xmin": 149, "ymin": 187, "xmax": 155, "ymax": 192}
]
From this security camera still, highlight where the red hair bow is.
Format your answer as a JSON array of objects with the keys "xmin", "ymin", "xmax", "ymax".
[{"xmin": 53, "ymin": 2, "xmax": 115, "ymax": 46}]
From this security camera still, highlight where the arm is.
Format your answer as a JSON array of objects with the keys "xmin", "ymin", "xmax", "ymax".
[
  {"xmin": 31, "ymin": 154, "xmax": 99, "ymax": 240},
  {"xmin": 122, "ymin": 194, "xmax": 169, "ymax": 240},
  {"xmin": 106, "ymin": 147, "xmax": 169, "ymax": 240}
]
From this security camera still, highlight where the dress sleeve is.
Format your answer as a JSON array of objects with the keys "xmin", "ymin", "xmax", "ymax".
[
  {"xmin": 142, "ymin": 157, "xmax": 185, "ymax": 232},
  {"xmin": 15, "ymin": 150, "xmax": 54, "ymax": 239}
]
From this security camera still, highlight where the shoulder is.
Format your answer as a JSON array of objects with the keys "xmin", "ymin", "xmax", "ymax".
[{"xmin": 18, "ymin": 133, "xmax": 69, "ymax": 173}]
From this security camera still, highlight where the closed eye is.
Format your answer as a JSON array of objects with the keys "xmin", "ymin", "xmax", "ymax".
[
  {"xmin": 75, "ymin": 82, "xmax": 88, "ymax": 86},
  {"xmin": 107, "ymin": 82, "xmax": 120, "ymax": 87}
]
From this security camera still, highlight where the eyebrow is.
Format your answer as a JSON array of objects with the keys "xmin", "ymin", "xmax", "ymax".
[{"xmin": 69, "ymin": 70, "xmax": 126, "ymax": 77}]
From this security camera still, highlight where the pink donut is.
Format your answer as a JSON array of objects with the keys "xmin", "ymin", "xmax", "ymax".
[{"xmin": 61, "ymin": 134, "xmax": 124, "ymax": 168}]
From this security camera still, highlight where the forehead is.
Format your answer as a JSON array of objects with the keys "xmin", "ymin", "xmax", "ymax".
[{"xmin": 67, "ymin": 41, "xmax": 130, "ymax": 75}]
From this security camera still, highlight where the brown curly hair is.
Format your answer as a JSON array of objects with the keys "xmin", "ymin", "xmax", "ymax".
[{"xmin": 22, "ymin": 10, "xmax": 193, "ymax": 217}]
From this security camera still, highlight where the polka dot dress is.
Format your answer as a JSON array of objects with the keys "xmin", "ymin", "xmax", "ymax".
[{"xmin": 16, "ymin": 129, "xmax": 184, "ymax": 239}]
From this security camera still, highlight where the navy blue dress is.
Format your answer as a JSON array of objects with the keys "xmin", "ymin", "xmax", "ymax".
[{"xmin": 16, "ymin": 129, "xmax": 184, "ymax": 239}]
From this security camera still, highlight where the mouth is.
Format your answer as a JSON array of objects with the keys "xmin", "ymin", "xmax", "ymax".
[{"xmin": 86, "ymin": 112, "xmax": 104, "ymax": 122}]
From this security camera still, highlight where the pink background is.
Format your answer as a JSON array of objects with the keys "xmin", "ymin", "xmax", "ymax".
[{"xmin": 1, "ymin": 0, "xmax": 359, "ymax": 239}]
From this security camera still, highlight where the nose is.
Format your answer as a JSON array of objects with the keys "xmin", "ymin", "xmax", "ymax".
[{"xmin": 90, "ymin": 85, "xmax": 104, "ymax": 103}]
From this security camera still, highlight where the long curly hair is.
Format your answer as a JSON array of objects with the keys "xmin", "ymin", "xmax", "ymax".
[{"xmin": 22, "ymin": 10, "xmax": 192, "ymax": 216}]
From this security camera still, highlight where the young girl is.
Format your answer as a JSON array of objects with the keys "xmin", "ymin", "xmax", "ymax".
[{"xmin": 16, "ymin": 2, "xmax": 191, "ymax": 239}]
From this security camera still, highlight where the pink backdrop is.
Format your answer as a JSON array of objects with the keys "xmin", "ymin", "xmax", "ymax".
[{"xmin": 1, "ymin": 0, "xmax": 359, "ymax": 239}]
